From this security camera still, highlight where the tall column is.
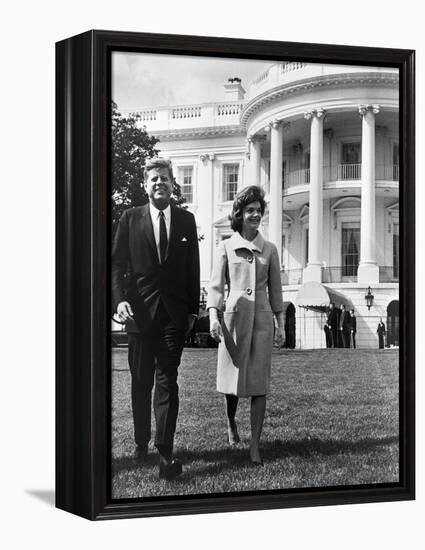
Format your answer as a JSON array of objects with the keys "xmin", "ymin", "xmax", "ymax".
[
  {"xmin": 248, "ymin": 135, "xmax": 262, "ymax": 186},
  {"xmin": 199, "ymin": 153, "xmax": 215, "ymax": 281},
  {"xmin": 358, "ymin": 105, "xmax": 380, "ymax": 284},
  {"xmin": 269, "ymin": 120, "xmax": 284, "ymax": 264},
  {"xmin": 303, "ymin": 108, "xmax": 325, "ymax": 283}
]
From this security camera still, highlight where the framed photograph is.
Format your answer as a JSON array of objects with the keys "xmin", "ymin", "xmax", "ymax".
[{"xmin": 56, "ymin": 30, "xmax": 415, "ymax": 520}]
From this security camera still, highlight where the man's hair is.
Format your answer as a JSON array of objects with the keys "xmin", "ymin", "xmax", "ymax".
[
  {"xmin": 144, "ymin": 157, "xmax": 174, "ymax": 182},
  {"xmin": 230, "ymin": 185, "xmax": 266, "ymax": 232}
]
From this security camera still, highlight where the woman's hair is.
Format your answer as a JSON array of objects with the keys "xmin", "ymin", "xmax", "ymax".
[{"xmin": 230, "ymin": 185, "xmax": 266, "ymax": 232}]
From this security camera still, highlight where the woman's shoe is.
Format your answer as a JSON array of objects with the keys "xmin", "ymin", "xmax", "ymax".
[
  {"xmin": 249, "ymin": 447, "xmax": 263, "ymax": 466},
  {"xmin": 227, "ymin": 426, "xmax": 240, "ymax": 446}
]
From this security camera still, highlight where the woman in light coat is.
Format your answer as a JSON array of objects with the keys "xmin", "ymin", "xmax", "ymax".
[{"xmin": 207, "ymin": 186, "xmax": 285, "ymax": 465}]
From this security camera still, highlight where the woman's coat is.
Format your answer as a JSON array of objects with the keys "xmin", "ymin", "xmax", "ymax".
[{"xmin": 207, "ymin": 231, "xmax": 283, "ymax": 397}]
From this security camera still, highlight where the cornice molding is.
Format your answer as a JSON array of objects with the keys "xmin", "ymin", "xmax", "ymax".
[
  {"xmin": 241, "ymin": 72, "xmax": 398, "ymax": 128},
  {"xmin": 152, "ymin": 125, "xmax": 244, "ymax": 141}
]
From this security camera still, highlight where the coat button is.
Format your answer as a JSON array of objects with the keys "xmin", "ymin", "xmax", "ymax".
[
  {"xmin": 247, "ymin": 255, "xmax": 253, "ymax": 263},
  {"xmin": 246, "ymin": 288, "xmax": 252, "ymax": 295}
]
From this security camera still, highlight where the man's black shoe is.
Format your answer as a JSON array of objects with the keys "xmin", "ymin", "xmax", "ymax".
[
  {"xmin": 158, "ymin": 459, "xmax": 182, "ymax": 480},
  {"xmin": 134, "ymin": 444, "xmax": 148, "ymax": 462}
]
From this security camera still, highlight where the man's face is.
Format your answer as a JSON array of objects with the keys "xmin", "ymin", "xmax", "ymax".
[{"xmin": 144, "ymin": 167, "xmax": 173, "ymax": 207}]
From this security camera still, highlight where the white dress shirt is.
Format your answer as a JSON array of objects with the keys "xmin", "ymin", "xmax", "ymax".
[{"xmin": 149, "ymin": 202, "xmax": 171, "ymax": 263}]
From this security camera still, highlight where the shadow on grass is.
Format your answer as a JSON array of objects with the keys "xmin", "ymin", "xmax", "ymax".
[{"xmin": 112, "ymin": 434, "xmax": 398, "ymax": 479}]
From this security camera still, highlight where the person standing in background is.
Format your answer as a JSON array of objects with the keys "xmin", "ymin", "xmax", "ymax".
[
  {"xmin": 348, "ymin": 308, "xmax": 357, "ymax": 349},
  {"xmin": 327, "ymin": 302, "xmax": 339, "ymax": 348},
  {"xmin": 377, "ymin": 318, "xmax": 386, "ymax": 349},
  {"xmin": 339, "ymin": 304, "xmax": 349, "ymax": 348}
]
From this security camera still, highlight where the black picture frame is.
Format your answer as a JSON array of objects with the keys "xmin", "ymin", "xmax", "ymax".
[{"xmin": 56, "ymin": 29, "xmax": 415, "ymax": 520}]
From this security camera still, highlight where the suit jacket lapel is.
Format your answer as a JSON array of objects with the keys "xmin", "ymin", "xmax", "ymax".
[
  {"xmin": 166, "ymin": 206, "xmax": 179, "ymax": 262},
  {"xmin": 140, "ymin": 204, "xmax": 158, "ymax": 260}
]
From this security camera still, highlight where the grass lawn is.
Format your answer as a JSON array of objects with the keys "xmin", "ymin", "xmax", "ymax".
[{"xmin": 111, "ymin": 348, "xmax": 399, "ymax": 499}]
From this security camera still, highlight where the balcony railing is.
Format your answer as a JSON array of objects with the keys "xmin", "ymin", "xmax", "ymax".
[
  {"xmin": 337, "ymin": 163, "xmax": 361, "ymax": 180},
  {"xmin": 379, "ymin": 266, "xmax": 399, "ymax": 282},
  {"xmin": 281, "ymin": 269, "xmax": 303, "ymax": 285},
  {"xmin": 376, "ymin": 164, "xmax": 399, "ymax": 181},
  {"xmin": 172, "ymin": 106, "xmax": 202, "ymax": 119},
  {"xmin": 322, "ymin": 266, "xmax": 358, "ymax": 283},
  {"xmin": 125, "ymin": 100, "xmax": 244, "ymax": 132},
  {"xmin": 283, "ymin": 163, "xmax": 399, "ymax": 192},
  {"xmin": 284, "ymin": 168, "xmax": 310, "ymax": 187},
  {"xmin": 280, "ymin": 266, "xmax": 399, "ymax": 285}
]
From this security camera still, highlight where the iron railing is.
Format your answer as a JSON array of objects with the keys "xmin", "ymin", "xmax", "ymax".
[
  {"xmin": 379, "ymin": 266, "xmax": 399, "ymax": 282},
  {"xmin": 322, "ymin": 266, "xmax": 358, "ymax": 283},
  {"xmin": 281, "ymin": 269, "xmax": 303, "ymax": 285}
]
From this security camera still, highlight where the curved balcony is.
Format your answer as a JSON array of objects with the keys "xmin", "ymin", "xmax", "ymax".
[
  {"xmin": 280, "ymin": 266, "xmax": 399, "ymax": 286},
  {"xmin": 282, "ymin": 164, "xmax": 399, "ymax": 195},
  {"xmin": 246, "ymin": 62, "xmax": 396, "ymax": 102}
]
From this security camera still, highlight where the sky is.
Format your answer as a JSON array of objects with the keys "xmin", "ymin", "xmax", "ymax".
[{"xmin": 112, "ymin": 52, "xmax": 272, "ymax": 110}]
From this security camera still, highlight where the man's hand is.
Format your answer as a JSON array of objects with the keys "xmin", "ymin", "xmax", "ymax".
[
  {"xmin": 186, "ymin": 315, "xmax": 196, "ymax": 337},
  {"xmin": 210, "ymin": 319, "xmax": 223, "ymax": 343},
  {"xmin": 275, "ymin": 326, "xmax": 285, "ymax": 348},
  {"xmin": 117, "ymin": 301, "xmax": 134, "ymax": 323}
]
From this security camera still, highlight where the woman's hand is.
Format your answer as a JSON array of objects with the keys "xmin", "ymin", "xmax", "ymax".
[
  {"xmin": 210, "ymin": 318, "xmax": 223, "ymax": 343},
  {"xmin": 274, "ymin": 326, "xmax": 285, "ymax": 348}
]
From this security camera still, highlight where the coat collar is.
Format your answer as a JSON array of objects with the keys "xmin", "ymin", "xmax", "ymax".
[{"xmin": 228, "ymin": 231, "xmax": 265, "ymax": 253}]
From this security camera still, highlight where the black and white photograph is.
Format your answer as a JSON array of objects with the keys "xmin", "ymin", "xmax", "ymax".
[
  {"xmin": 4, "ymin": 0, "xmax": 423, "ymax": 545},
  {"xmin": 110, "ymin": 52, "xmax": 402, "ymax": 499}
]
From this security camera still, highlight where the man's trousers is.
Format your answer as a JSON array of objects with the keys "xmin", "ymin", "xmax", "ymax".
[{"xmin": 127, "ymin": 303, "xmax": 186, "ymax": 451}]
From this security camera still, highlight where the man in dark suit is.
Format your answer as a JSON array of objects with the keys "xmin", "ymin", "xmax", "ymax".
[
  {"xmin": 112, "ymin": 157, "xmax": 200, "ymax": 480},
  {"xmin": 348, "ymin": 308, "xmax": 357, "ymax": 348},
  {"xmin": 327, "ymin": 302, "xmax": 339, "ymax": 348},
  {"xmin": 339, "ymin": 304, "xmax": 349, "ymax": 348}
]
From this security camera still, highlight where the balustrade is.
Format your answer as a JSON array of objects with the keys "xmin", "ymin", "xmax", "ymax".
[
  {"xmin": 172, "ymin": 106, "xmax": 202, "ymax": 119},
  {"xmin": 337, "ymin": 163, "xmax": 361, "ymax": 180},
  {"xmin": 217, "ymin": 103, "xmax": 243, "ymax": 116},
  {"xmin": 280, "ymin": 61, "xmax": 307, "ymax": 74},
  {"xmin": 139, "ymin": 110, "xmax": 156, "ymax": 121}
]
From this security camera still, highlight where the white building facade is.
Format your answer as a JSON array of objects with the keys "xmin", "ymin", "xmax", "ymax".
[{"xmin": 127, "ymin": 62, "xmax": 400, "ymax": 349}]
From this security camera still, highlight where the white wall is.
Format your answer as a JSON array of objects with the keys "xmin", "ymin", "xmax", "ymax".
[{"xmin": 2, "ymin": 2, "xmax": 423, "ymax": 550}]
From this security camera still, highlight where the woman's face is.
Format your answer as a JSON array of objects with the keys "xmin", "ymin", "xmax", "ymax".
[{"xmin": 242, "ymin": 200, "xmax": 262, "ymax": 231}]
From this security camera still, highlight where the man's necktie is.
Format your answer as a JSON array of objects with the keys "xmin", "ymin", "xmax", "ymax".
[{"xmin": 159, "ymin": 210, "xmax": 168, "ymax": 263}]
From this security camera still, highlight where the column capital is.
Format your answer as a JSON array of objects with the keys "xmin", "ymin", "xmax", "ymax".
[
  {"xmin": 199, "ymin": 153, "xmax": 215, "ymax": 163},
  {"xmin": 358, "ymin": 104, "xmax": 380, "ymax": 117},
  {"xmin": 304, "ymin": 108, "xmax": 326, "ymax": 121},
  {"xmin": 248, "ymin": 134, "xmax": 267, "ymax": 144},
  {"xmin": 270, "ymin": 119, "xmax": 283, "ymax": 130}
]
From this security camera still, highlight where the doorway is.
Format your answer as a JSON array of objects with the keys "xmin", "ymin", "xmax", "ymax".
[
  {"xmin": 386, "ymin": 300, "xmax": 399, "ymax": 346},
  {"xmin": 284, "ymin": 303, "xmax": 296, "ymax": 349}
]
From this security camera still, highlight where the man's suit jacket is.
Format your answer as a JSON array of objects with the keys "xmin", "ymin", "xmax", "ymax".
[
  {"xmin": 112, "ymin": 204, "xmax": 200, "ymax": 332},
  {"xmin": 327, "ymin": 308, "xmax": 339, "ymax": 329},
  {"xmin": 348, "ymin": 314, "xmax": 357, "ymax": 333},
  {"xmin": 339, "ymin": 309, "xmax": 348, "ymax": 330}
]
